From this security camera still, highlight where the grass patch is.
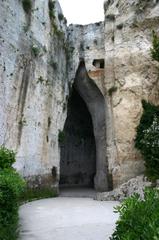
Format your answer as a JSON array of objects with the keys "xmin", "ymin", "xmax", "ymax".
[{"xmin": 20, "ymin": 187, "xmax": 58, "ymax": 203}]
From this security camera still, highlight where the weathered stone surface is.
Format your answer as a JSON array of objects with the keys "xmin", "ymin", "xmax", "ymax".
[
  {"xmin": 104, "ymin": 0, "xmax": 159, "ymax": 187},
  {"xmin": 67, "ymin": 22, "xmax": 105, "ymax": 92},
  {"xmin": 95, "ymin": 175, "xmax": 152, "ymax": 201},
  {"xmin": 0, "ymin": 0, "xmax": 159, "ymax": 191},
  {"xmin": 0, "ymin": 0, "xmax": 68, "ymax": 188}
]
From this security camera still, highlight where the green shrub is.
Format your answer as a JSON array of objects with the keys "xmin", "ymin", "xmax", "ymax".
[
  {"xmin": 0, "ymin": 146, "xmax": 16, "ymax": 170},
  {"xmin": 0, "ymin": 169, "xmax": 26, "ymax": 240},
  {"xmin": 110, "ymin": 188, "xmax": 159, "ymax": 240},
  {"xmin": 135, "ymin": 100, "xmax": 159, "ymax": 180},
  {"xmin": 151, "ymin": 31, "xmax": 159, "ymax": 62},
  {"xmin": 48, "ymin": 0, "xmax": 65, "ymax": 39},
  {"xmin": 0, "ymin": 146, "xmax": 25, "ymax": 240},
  {"xmin": 22, "ymin": 0, "xmax": 32, "ymax": 14},
  {"xmin": 31, "ymin": 45, "xmax": 40, "ymax": 57},
  {"xmin": 48, "ymin": 0, "xmax": 56, "ymax": 21}
]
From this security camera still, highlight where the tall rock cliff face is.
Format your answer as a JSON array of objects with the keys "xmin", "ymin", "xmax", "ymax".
[
  {"xmin": 0, "ymin": 0, "xmax": 159, "ymax": 191},
  {"xmin": 104, "ymin": 0, "xmax": 159, "ymax": 186},
  {"xmin": 0, "ymin": 0, "xmax": 68, "ymax": 189}
]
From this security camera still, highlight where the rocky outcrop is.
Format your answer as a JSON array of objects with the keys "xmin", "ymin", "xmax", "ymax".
[
  {"xmin": 104, "ymin": 0, "xmax": 159, "ymax": 187},
  {"xmin": 95, "ymin": 175, "xmax": 152, "ymax": 201},
  {"xmin": 67, "ymin": 22, "xmax": 105, "ymax": 90}
]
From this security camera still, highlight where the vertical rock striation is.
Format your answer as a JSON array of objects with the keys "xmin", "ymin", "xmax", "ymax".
[{"xmin": 0, "ymin": 0, "xmax": 68, "ymax": 189}]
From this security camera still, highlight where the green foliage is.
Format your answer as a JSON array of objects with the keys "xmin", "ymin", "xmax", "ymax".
[
  {"xmin": 37, "ymin": 76, "xmax": 45, "ymax": 84},
  {"xmin": 31, "ymin": 45, "xmax": 40, "ymax": 57},
  {"xmin": 55, "ymin": 29, "xmax": 65, "ymax": 40},
  {"xmin": 135, "ymin": 100, "xmax": 159, "ymax": 180},
  {"xmin": 151, "ymin": 31, "xmax": 159, "ymax": 62},
  {"xmin": 0, "ymin": 169, "xmax": 26, "ymax": 240},
  {"xmin": 0, "ymin": 146, "xmax": 25, "ymax": 240},
  {"xmin": 48, "ymin": 0, "xmax": 65, "ymax": 39},
  {"xmin": 50, "ymin": 60, "xmax": 58, "ymax": 70},
  {"xmin": 58, "ymin": 130, "xmax": 65, "ymax": 144},
  {"xmin": 0, "ymin": 146, "xmax": 16, "ymax": 170},
  {"xmin": 20, "ymin": 187, "xmax": 57, "ymax": 203},
  {"xmin": 22, "ymin": 0, "xmax": 32, "ymax": 14},
  {"xmin": 48, "ymin": 0, "xmax": 56, "ymax": 21},
  {"xmin": 110, "ymin": 188, "xmax": 159, "ymax": 240}
]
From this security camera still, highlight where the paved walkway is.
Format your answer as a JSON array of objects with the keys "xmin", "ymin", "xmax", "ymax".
[{"xmin": 19, "ymin": 196, "xmax": 119, "ymax": 240}]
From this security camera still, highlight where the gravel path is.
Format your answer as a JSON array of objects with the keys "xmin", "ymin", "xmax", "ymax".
[{"xmin": 19, "ymin": 197, "xmax": 118, "ymax": 240}]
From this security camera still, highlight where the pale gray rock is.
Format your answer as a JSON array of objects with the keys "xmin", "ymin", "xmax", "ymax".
[
  {"xmin": 96, "ymin": 175, "xmax": 152, "ymax": 201},
  {"xmin": 0, "ymin": 0, "xmax": 159, "ymax": 191}
]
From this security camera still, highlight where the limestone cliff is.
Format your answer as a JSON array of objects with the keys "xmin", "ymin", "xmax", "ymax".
[
  {"xmin": 104, "ymin": 0, "xmax": 159, "ymax": 186},
  {"xmin": 0, "ymin": 0, "xmax": 68, "ymax": 189},
  {"xmin": 0, "ymin": 0, "xmax": 159, "ymax": 191}
]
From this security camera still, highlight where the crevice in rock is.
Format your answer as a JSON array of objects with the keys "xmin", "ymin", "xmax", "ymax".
[
  {"xmin": 17, "ymin": 62, "xmax": 31, "ymax": 146},
  {"xmin": 93, "ymin": 59, "xmax": 105, "ymax": 69}
]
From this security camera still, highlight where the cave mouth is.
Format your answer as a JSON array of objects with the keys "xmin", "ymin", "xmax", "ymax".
[{"xmin": 60, "ymin": 85, "xmax": 96, "ymax": 188}]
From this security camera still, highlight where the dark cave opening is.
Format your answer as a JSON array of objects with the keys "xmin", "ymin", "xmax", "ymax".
[{"xmin": 60, "ymin": 86, "xmax": 96, "ymax": 188}]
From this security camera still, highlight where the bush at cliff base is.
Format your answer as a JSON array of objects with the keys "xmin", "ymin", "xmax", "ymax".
[
  {"xmin": 110, "ymin": 188, "xmax": 159, "ymax": 240},
  {"xmin": 135, "ymin": 100, "xmax": 159, "ymax": 180},
  {"xmin": 0, "ymin": 146, "xmax": 26, "ymax": 240}
]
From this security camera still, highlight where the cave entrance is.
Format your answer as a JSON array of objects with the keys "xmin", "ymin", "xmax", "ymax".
[
  {"xmin": 60, "ymin": 86, "xmax": 96, "ymax": 188},
  {"xmin": 60, "ymin": 60, "xmax": 110, "ymax": 192}
]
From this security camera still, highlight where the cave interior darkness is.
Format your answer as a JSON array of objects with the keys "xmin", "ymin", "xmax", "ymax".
[{"xmin": 60, "ymin": 85, "xmax": 96, "ymax": 188}]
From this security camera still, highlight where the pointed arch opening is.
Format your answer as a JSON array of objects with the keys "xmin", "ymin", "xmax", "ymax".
[{"xmin": 60, "ymin": 60, "xmax": 110, "ymax": 192}]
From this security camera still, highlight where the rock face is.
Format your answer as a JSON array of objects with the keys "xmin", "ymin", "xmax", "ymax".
[
  {"xmin": 0, "ymin": 0, "xmax": 159, "ymax": 191},
  {"xmin": 95, "ymin": 175, "xmax": 152, "ymax": 201},
  {"xmin": 103, "ymin": 0, "xmax": 159, "ymax": 187},
  {"xmin": 0, "ymin": 0, "xmax": 68, "ymax": 189}
]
